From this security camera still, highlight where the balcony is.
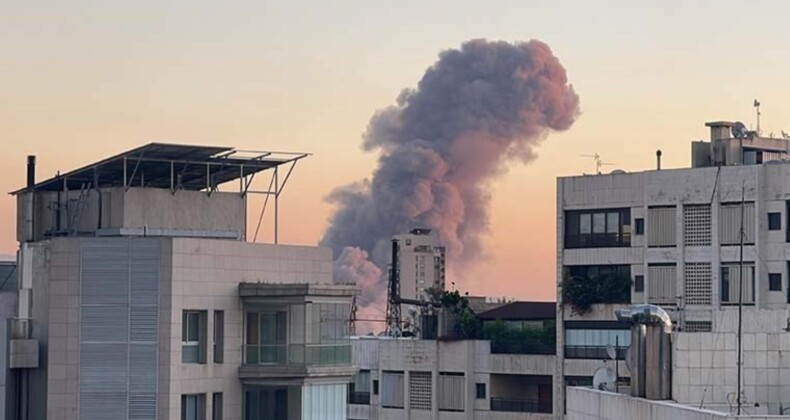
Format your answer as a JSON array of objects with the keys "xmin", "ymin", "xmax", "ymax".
[
  {"xmin": 244, "ymin": 343, "xmax": 351, "ymax": 366},
  {"xmin": 490, "ymin": 340, "xmax": 555, "ymax": 355},
  {"xmin": 564, "ymin": 345, "xmax": 627, "ymax": 360},
  {"xmin": 238, "ymin": 282, "xmax": 359, "ymax": 382},
  {"xmin": 490, "ymin": 398, "xmax": 552, "ymax": 414},
  {"xmin": 348, "ymin": 391, "xmax": 371, "ymax": 405},
  {"xmin": 564, "ymin": 232, "xmax": 631, "ymax": 249}
]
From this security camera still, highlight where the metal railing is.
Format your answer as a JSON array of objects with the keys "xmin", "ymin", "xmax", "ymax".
[
  {"xmin": 490, "ymin": 340, "xmax": 555, "ymax": 355},
  {"xmin": 348, "ymin": 391, "xmax": 371, "ymax": 405},
  {"xmin": 490, "ymin": 397, "xmax": 551, "ymax": 413},
  {"xmin": 564, "ymin": 345, "xmax": 627, "ymax": 360},
  {"xmin": 244, "ymin": 343, "xmax": 351, "ymax": 366},
  {"xmin": 564, "ymin": 232, "xmax": 631, "ymax": 249}
]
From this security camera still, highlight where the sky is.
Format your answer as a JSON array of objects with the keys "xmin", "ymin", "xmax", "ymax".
[{"xmin": 2, "ymin": 0, "xmax": 790, "ymax": 302}]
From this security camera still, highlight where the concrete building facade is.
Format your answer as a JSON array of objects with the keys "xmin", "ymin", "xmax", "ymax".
[
  {"xmin": 8, "ymin": 144, "xmax": 358, "ymax": 420},
  {"xmin": 347, "ymin": 301, "xmax": 556, "ymax": 420},
  {"xmin": 556, "ymin": 122, "xmax": 790, "ymax": 415}
]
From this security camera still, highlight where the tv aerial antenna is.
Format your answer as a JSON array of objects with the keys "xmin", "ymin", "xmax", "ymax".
[
  {"xmin": 581, "ymin": 153, "xmax": 614, "ymax": 174},
  {"xmin": 754, "ymin": 99, "xmax": 762, "ymax": 135}
]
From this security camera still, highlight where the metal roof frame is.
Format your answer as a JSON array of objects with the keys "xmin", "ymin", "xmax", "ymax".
[{"xmin": 12, "ymin": 142, "xmax": 311, "ymax": 244}]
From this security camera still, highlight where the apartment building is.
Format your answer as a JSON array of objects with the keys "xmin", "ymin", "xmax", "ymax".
[
  {"xmin": 556, "ymin": 121, "xmax": 790, "ymax": 415},
  {"xmin": 348, "ymin": 301, "xmax": 556, "ymax": 420},
  {"xmin": 7, "ymin": 144, "xmax": 358, "ymax": 420},
  {"xmin": 392, "ymin": 229, "xmax": 446, "ymax": 303}
]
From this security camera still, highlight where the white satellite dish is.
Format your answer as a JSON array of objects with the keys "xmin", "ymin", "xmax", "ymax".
[
  {"xmin": 593, "ymin": 367, "xmax": 617, "ymax": 392},
  {"xmin": 605, "ymin": 344, "xmax": 617, "ymax": 360},
  {"xmin": 732, "ymin": 121, "xmax": 748, "ymax": 139}
]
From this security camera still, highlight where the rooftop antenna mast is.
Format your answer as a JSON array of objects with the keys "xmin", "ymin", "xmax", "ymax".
[
  {"xmin": 754, "ymin": 99, "xmax": 762, "ymax": 135},
  {"xmin": 580, "ymin": 153, "xmax": 614, "ymax": 174}
]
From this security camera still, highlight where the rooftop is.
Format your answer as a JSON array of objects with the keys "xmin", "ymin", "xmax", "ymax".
[
  {"xmin": 477, "ymin": 301, "xmax": 556, "ymax": 321},
  {"xmin": 12, "ymin": 143, "xmax": 309, "ymax": 194}
]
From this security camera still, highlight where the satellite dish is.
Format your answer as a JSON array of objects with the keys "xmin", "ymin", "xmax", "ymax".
[
  {"xmin": 605, "ymin": 344, "xmax": 617, "ymax": 360},
  {"xmin": 610, "ymin": 169, "xmax": 627, "ymax": 175},
  {"xmin": 593, "ymin": 367, "xmax": 617, "ymax": 392},
  {"xmin": 732, "ymin": 122, "xmax": 748, "ymax": 139}
]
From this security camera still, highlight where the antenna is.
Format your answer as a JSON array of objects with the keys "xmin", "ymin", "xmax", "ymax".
[
  {"xmin": 580, "ymin": 153, "xmax": 615, "ymax": 174},
  {"xmin": 754, "ymin": 99, "xmax": 761, "ymax": 135}
]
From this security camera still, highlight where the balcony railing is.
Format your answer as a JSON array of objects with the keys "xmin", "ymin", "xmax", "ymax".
[
  {"xmin": 564, "ymin": 345, "xmax": 627, "ymax": 360},
  {"xmin": 348, "ymin": 391, "xmax": 371, "ymax": 405},
  {"xmin": 490, "ymin": 397, "xmax": 551, "ymax": 413},
  {"xmin": 244, "ymin": 343, "xmax": 351, "ymax": 366},
  {"xmin": 564, "ymin": 232, "xmax": 631, "ymax": 249},
  {"xmin": 490, "ymin": 340, "xmax": 555, "ymax": 355}
]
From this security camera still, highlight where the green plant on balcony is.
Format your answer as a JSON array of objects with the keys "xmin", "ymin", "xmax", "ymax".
[
  {"xmin": 481, "ymin": 320, "xmax": 556, "ymax": 354},
  {"xmin": 561, "ymin": 272, "xmax": 631, "ymax": 315},
  {"xmin": 426, "ymin": 288, "xmax": 482, "ymax": 339}
]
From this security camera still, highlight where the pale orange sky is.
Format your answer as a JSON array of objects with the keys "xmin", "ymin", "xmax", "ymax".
[{"xmin": 2, "ymin": 1, "xmax": 790, "ymax": 301}]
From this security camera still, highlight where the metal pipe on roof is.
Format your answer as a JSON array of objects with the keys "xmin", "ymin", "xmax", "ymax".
[{"xmin": 24, "ymin": 156, "xmax": 36, "ymax": 242}]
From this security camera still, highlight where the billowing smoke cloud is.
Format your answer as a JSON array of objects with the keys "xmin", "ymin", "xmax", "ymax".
[{"xmin": 322, "ymin": 39, "xmax": 580, "ymax": 314}]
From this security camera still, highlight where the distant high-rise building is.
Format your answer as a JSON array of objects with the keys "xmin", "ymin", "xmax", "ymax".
[{"xmin": 392, "ymin": 228, "xmax": 446, "ymax": 303}]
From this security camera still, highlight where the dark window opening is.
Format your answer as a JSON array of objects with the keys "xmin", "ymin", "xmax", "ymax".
[
  {"xmin": 476, "ymin": 383, "xmax": 486, "ymax": 399},
  {"xmin": 634, "ymin": 275, "xmax": 644, "ymax": 293},
  {"xmin": 769, "ymin": 212, "xmax": 782, "ymax": 231},
  {"xmin": 635, "ymin": 218, "xmax": 644, "ymax": 235},
  {"xmin": 770, "ymin": 273, "xmax": 782, "ymax": 291}
]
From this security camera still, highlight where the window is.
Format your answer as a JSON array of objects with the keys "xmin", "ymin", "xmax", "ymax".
[
  {"xmin": 438, "ymin": 373, "xmax": 465, "ymax": 412},
  {"xmin": 381, "ymin": 371, "xmax": 404, "ymax": 408},
  {"xmin": 769, "ymin": 273, "xmax": 782, "ymax": 291},
  {"xmin": 634, "ymin": 275, "xmax": 644, "ymax": 293},
  {"xmin": 684, "ymin": 204, "xmax": 711, "ymax": 246},
  {"xmin": 635, "ymin": 218, "xmax": 644, "ymax": 235},
  {"xmin": 564, "ymin": 328, "xmax": 630, "ymax": 359},
  {"xmin": 769, "ymin": 212, "xmax": 782, "ymax": 231},
  {"xmin": 476, "ymin": 383, "xmax": 486, "ymax": 399},
  {"xmin": 349, "ymin": 370, "xmax": 371, "ymax": 405},
  {"xmin": 181, "ymin": 394, "xmax": 206, "ymax": 420},
  {"xmin": 720, "ymin": 202, "xmax": 755, "ymax": 245},
  {"xmin": 373, "ymin": 379, "xmax": 379, "ymax": 395},
  {"xmin": 721, "ymin": 263, "xmax": 755, "ymax": 305},
  {"xmin": 245, "ymin": 311, "xmax": 286, "ymax": 365},
  {"xmin": 684, "ymin": 263, "xmax": 712, "ymax": 305},
  {"xmin": 409, "ymin": 371, "xmax": 432, "ymax": 410},
  {"xmin": 564, "ymin": 208, "xmax": 631, "ymax": 248},
  {"xmin": 212, "ymin": 393, "xmax": 223, "ymax": 420},
  {"xmin": 648, "ymin": 206, "xmax": 677, "ymax": 247},
  {"xmin": 564, "ymin": 265, "xmax": 631, "ymax": 305},
  {"xmin": 182, "ymin": 311, "xmax": 206, "ymax": 364},
  {"xmin": 684, "ymin": 321, "xmax": 712, "ymax": 332},
  {"xmin": 648, "ymin": 264, "xmax": 676, "ymax": 305},
  {"xmin": 213, "ymin": 311, "xmax": 224, "ymax": 364}
]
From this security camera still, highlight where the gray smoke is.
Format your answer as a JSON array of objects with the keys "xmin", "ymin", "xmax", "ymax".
[{"xmin": 322, "ymin": 39, "xmax": 580, "ymax": 312}]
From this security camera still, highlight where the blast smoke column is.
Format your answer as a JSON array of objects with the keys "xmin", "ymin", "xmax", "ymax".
[{"xmin": 322, "ymin": 39, "xmax": 580, "ymax": 315}]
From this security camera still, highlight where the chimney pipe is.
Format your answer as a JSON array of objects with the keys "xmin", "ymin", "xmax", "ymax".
[
  {"xmin": 26, "ymin": 155, "xmax": 36, "ymax": 190},
  {"xmin": 24, "ymin": 155, "xmax": 36, "ymax": 243},
  {"xmin": 656, "ymin": 150, "xmax": 662, "ymax": 170}
]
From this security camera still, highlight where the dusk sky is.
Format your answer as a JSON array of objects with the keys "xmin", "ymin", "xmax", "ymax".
[{"xmin": 2, "ymin": 0, "xmax": 789, "ymax": 301}]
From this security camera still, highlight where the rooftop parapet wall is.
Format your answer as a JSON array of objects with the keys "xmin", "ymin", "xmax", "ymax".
[
  {"xmin": 17, "ymin": 187, "xmax": 245, "ymax": 242},
  {"xmin": 567, "ymin": 386, "xmax": 790, "ymax": 420}
]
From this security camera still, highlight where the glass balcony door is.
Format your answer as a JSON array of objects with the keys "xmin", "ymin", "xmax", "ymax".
[
  {"xmin": 245, "ymin": 311, "xmax": 287, "ymax": 365},
  {"xmin": 244, "ymin": 388, "xmax": 288, "ymax": 420}
]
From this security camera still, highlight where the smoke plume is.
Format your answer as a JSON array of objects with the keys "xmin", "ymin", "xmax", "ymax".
[{"xmin": 322, "ymin": 39, "xmax": 580, "ymax": 314}]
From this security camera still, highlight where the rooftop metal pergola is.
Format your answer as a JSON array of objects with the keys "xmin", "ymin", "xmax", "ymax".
[{"xmin": 11, "ymin": 143, "xmax": 311, "ymax": 244}]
